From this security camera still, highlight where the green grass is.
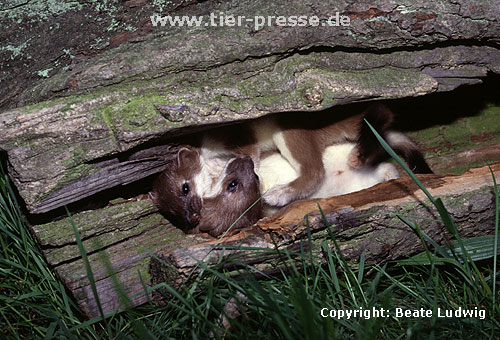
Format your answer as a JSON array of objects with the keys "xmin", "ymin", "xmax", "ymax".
[{"xmin": 1, "ymin": 139, "xmax": 500, "ymax": 339}]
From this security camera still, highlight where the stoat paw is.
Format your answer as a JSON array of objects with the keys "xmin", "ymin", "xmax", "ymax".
[
  {"xmin": 378, "ymin": 163, "xmax": 400, "ymax": 181},
  {"xmin": 347, "ymin": 147, "xmax": 365, "ymax": 169},
  {"xmin": 263, "ymin": 184, "xmax": 296, "ymax": 207}
]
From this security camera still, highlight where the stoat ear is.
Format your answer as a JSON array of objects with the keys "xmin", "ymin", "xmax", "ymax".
[{"xmin": 177, "ymin": 147, "xmax": 199, "ymax": 168}]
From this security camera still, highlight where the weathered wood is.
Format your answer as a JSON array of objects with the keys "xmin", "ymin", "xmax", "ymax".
[
  {"xmin": 3, "ymin": 0, "xmax": 500, "ymax": 318},
  {"xmin": 32, "ymin": 197, "xmax": 212, "ymax": 317},
  {"xmin": 1, "ymin": 0, "xmax": 500, "ymax": 214},
  {"xmin": 3, "ymin": 0, "xmax": 499, "ymax": 111},
  {"xmin": 32, "ymin": 144, "xmax": 181, "ymax": 214},
  {"xmin": 150, "ymin": 163, "xmax": 500, "ymax": 290},
  {"xmin": 0, "ymin": 0, "xmax": 195, "ymax": 112}
]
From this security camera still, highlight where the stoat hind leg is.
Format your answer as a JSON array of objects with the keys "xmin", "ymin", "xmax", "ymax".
[
  {"xmin": 264, "ymin": 130, "xmax": 325, "ymax": 207},
  {"xmin": 374, "ymin": 162, "xmax": 400, "ymax": 181}
]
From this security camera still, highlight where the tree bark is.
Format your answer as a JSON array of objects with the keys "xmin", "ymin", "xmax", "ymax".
[
  {"xmin": 2, "ymin": 0, "xmax": 500, "ymax": 319},
  {"xmin": 29, "ymin": 161, "xmax": 500, "ymax": 317}
]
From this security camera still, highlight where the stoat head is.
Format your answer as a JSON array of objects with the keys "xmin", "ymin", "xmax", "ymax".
[
  {"xmin": 198, "ymin": 155, "xmax": 262, "ymax": 237},
  {"xmin": 150, "ymin": 147, "xmax": 203, "ymax": 232}
]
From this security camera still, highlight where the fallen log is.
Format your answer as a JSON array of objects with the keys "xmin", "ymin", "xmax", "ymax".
[
  {"xmin": 150, "ymin": 163, "xmax": 500, "ymax": 290},
  {"xmin": 2, "ymin": 0, "xmax": 500, "ymax": 214},
  {"xmin": 30, "ymin": 162, "xmax": 499, "ymax": 317},
  {"xmin": 3, "ymin": 0, "xmax": 500, "ymax": 318}
]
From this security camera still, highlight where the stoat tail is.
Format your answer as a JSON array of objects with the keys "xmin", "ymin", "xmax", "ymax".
[
  {"xmin": 358, "ymin": 103, "xmax": 433, "ymax": 174},
  {"xmin": 385, "ymin": 131, "xmax": 433, "ymax": 174}
]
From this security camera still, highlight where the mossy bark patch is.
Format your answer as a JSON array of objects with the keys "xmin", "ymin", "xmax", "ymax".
[{"xmin": 408, "ymin": 104, "xmax": 500, "ymax": 174}]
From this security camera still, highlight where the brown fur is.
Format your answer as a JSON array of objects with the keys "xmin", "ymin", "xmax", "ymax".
[
  {"xmin": 149, "ymin": 147, "xmax": 203, "ymax": 233},
  {"xmin": 197, "ymin": 156, "xmax": 262, "ymax": 237},
  {"xmin": 200, "ymin": 109, "xmax": 367, "ymax": 207},
  {"xmin": 253, "ymin": 107, "xmax": 388, "ymax": 206}
]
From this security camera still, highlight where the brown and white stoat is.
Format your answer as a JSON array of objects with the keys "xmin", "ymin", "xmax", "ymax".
[
  {"xmin": 196, "ymin": 142, "xmax": 401, "ymax": 236},
  {"xmin": 150, "ymin": 103, "xmax": 432, "ymax": 235}
]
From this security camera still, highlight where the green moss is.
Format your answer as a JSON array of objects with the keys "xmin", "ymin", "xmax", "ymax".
[
  {"xmin": 121, "ymin": 95, "xmax": 161, "ymax": 125},
  {"xmin": 136, "ymin": 257, "xmax": 153, "ymax": 282},
  {"xmin": 467, "ymin": 105, "xmax": 500, "ymax": 135},
  {"xmin": 409, "ymin": 104, "xmax": 500, "ymax": 159},
  {"xmin": 104, "ymin": 92, "xmax": 175, "ymax": 131},
  {"xmin": 62, "ymin": 145, "xmax": 88, "ymax": 168},
  {"xmin": 0, "ymin": 131, "xmax": 37, "ymax": 152},
  {"xmin": 322, "ymin": 88, "xmax": 336, "ymax": 108},
  {"xmin": 99, "ymin": 106, "xmax": 120, "ymax": 144},
  {"xmin": 37, "ymin": 163, "xmax": 93, "ymax": 203},
  {"xmin": 35, "ymin": 199, "xmax": 157, "ymax": 246}
]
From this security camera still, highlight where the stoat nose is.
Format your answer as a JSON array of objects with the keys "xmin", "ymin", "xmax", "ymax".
[{"xmin": 190, "ymin": 212, "xmax": 200, "ymax": 225}]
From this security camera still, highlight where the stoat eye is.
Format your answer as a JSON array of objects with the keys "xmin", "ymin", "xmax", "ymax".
[
  {"xmin": 227, "ymin": 179, "xmax": 239, "ymax": 192},
  {"xmin": 182, "ymin": 183, "xmax": 190, "ymax": 196}
]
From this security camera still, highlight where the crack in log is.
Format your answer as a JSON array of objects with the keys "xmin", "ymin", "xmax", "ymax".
[
  {"xmin": 297, "ymin": 40, "xmax": 500, "ymax": 55},
  {"xmin": 49, "ymin": 220, "xmax": 164, "ymax": 268},
  {"xmin": 31, "ymin": 145, "xmax": 180, "ymax": 214}
]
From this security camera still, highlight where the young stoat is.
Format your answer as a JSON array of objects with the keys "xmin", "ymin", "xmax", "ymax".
[
  {"xmin": 196, "ymin": 156, "xmax": 262, "ymax": 237},
  {"xmin": 151, "ymin": 153, "xmax": 261, "ymax": 237},
  {"xmin": 196, "ymin": 142, "xmax": 400, "ymax": 236},
  {"xmin": 149, "ymin": 146, "xmax": 228, "ymax": 233},
  {"xmin": 151, "ymin": 103, "xmax": 432, "ymax": 232},
  {"xmin": 260, "ymin": 143, "xmax": 400, "ymax": 200}
]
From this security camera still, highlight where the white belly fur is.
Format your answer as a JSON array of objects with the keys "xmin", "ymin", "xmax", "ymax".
[{"xmin": 259, "ymin": 143, "xmax": 399, "ymax": 199}]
